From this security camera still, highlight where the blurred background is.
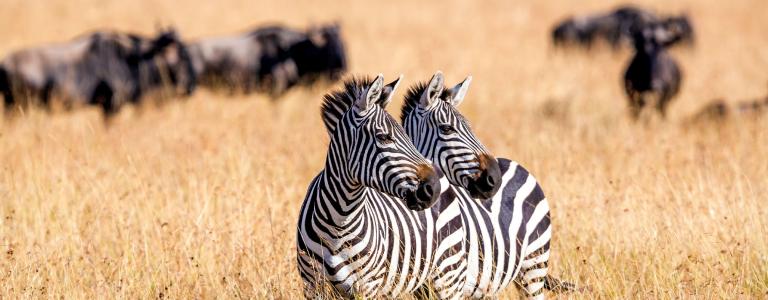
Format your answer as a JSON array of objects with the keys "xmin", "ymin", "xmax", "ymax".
[{"xmin": 0, "ymin": 0, "xmax": 766, "ymax": 298}]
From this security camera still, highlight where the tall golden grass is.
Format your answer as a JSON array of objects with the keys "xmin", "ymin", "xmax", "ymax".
[{"xmin": 1, "ymin": 0, "xmax": 767, "ymax": 298}]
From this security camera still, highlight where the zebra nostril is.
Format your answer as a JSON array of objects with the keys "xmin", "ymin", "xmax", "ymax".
[
  {"xmin": 423, "ymin": 184, "xmax": 433, "ymax": 197},
  {"xmin": 486, "ymin": 174, "xmax": 495, "ymax": 186}
]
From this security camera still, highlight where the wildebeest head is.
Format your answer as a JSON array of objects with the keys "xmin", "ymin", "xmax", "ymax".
[
  {"xmin": 661, "ymin": 15, "xmax": 694, "ymax": 45},
  {"xmin": 140, "ymin": 28, "xmax": 197, "ymax": 96},
  {"xmin": 631, "ymin": 23, "xmax": 681, "ymax": 54},
  {"xmin": 552, "ymin": 18, "xmax": 583, "ymax": 46},
  {"xmin": 290, "ymin": 23, "xmax": 347, "ymax": 80}
]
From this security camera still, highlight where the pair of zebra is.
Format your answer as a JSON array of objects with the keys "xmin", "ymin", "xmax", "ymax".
[{"xmin": 296, "ymin": 72, "xmax": 575, "ymax": 299}]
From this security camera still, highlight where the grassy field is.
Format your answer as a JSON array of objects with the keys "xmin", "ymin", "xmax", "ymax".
[{"xmin": 1, "ymin": 0, "xmax": 767, "ymax": 298}]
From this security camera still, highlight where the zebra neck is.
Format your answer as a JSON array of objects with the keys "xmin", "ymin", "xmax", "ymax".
[{"xmin": 314, "ymin": 166, "xmax": 369, "ymax": 230}]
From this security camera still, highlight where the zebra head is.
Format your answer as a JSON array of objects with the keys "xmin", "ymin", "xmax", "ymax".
[
  {"xmin": 401, "ymin": 71, "xmax": 501, "ymax": 199},
  {"xmin": 321, "ymin": 74, "xmax": 441, "ymax": 210}
]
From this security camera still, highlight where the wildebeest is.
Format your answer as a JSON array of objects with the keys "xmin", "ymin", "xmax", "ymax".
[
  {"xmin": 188, "ymin": 25, "xmax": 302, "ymax": 95},
  {"xmin": 0, "ymin": 28, "xmax": 196, "ymax": 120},
  {"xmin": 623, "ymin": 23, "xmax": 683, "ymax": 119},
  {"xmin": 188, "ymin": 23, "xmax": 346, "ymax": 96},
  {"xmin": 552, "ymin": 5, "xmax": 693, "ymax": 50}
]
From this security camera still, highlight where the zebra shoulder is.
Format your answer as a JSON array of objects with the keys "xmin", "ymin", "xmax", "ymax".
[
  {"xmin": 496, "ymin": 158, "xmax": 529, "ymax": 186},
  {"xmin": 496, "ymin": 158, "xmax": 546, "ymax": 207}
]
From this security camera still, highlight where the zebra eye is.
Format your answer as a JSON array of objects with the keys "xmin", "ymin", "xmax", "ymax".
[
  {"xmin": 375, "ymin": 133, "xmax": 394, "ymax": 144},
  {"xmin": 438, "ymin": 124, "xmax": 456, "ymax": 134}
]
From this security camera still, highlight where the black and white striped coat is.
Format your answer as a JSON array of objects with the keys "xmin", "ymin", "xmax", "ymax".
[
  {"xmin": 296, "ymin": 75, "xmax": 469, "ymax": 299},
  {"xmin": 401, "ymin": 72, "xmax": 566, "ymax": 299},
  {"xmin": 455, "ymin": 159, "xmax": 552, "ymax": 298}
]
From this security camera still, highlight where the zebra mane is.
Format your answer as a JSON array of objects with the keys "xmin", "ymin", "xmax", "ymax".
[
  {"xmin": 400, "ymin": 81, "xmax": 454, "ymax": 123},
  {"xmin": 321, "ymin": 76, "xmax": 375, "ymax": 134}
]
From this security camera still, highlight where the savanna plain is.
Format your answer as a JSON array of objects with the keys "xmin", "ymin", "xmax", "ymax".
[{"xmin": 1, "ymin": 0, "xmax": 767, "ymax": 298}]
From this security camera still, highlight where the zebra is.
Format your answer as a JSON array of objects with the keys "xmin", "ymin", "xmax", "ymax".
[
  {"xmin": 296, "ymin": 74, "xmax": 471, "ymax": 299},
  {"xmin": 401, "ymin": 71, "xmax": 576, "ymax": 299}
]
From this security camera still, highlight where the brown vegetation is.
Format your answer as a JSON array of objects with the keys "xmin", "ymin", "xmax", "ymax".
[{"xmin": 1, "ymin": 0, "xmax": 766, "ymax": 298}]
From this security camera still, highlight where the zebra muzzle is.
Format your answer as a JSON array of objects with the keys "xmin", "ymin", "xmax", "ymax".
[
  {"xmin": 465, "ymin": 154, "xmax": 501, "ymax": 200},
  {"xmin": 403, "ymin": 166, "xmax": 440, "ymax": 211}
]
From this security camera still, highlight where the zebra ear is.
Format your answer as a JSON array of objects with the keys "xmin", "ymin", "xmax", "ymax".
[
  {"xmin": 356, "ymin": 74, "xmax": 384, "ymax": 113},
  {"xmin": 419, "ymin": 71, "xmax": 444, "ymax": 108},
  {"xmin": 448, "ymin": 76, "xmax": 472, "ymax": 107},
  {"xmin": 377, "ymin": 74, "xmax": 402, "ymax": 109}
]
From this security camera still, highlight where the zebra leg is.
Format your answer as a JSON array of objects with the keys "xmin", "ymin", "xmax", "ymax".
[
  {"xmin": 297, "ymin": 249, "xmax": 328, "ymax": 299},
  {"xmin": 429, "ymin": 195, "xmax": 468, "ymax": 299},
  {"xmin": 543, "ymin": 274, "xmax": 577, "ymax": 293},
  {"xmin": 514, "ymin": 247, "xmax": 550, "ymax": 300},
  {"xmin": 516, "ymin": 201, "xmax": 553, "ymax": 300},
  {"xmin": 431, "ymin": 256, "xmax": 466, "ymax": 299},
  {"xmin": 296, "ymin": 243, "xmax": 347, "ymax": 298},
  {"xmin": 428, "ymin": 228, "xmax": 467, "ymax": 299},
  {"xmin": 429, "ymin": 225, "xmax": 467, "ymax": 299}
]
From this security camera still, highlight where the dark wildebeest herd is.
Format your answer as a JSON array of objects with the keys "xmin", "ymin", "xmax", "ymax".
[
  {"xmin": 552, "ymin": 5, "xmax": 694, "ymax": 50},
  {"xmin": 0, "ymin": 23, "xmax": 346, "ymax": 122},
  {"xmin": 188, "ymin": 24, "xmax": 345, "ymax": 97},
  {"xmin": 0, "ymin": 29, "xmax": 195, "ymax": 118},
  {"xmin": 1, "ymin": 5, "xmax": 764, "ymax": 126},
  {"xmin": 552, "ymin": 5, "xmax": 767, "ymax": 123}
]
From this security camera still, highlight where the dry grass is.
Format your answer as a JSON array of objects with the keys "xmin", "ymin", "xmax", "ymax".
[{"xmin": 1, "ymin": 0, "xmax": 767, "ymax": 298}]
